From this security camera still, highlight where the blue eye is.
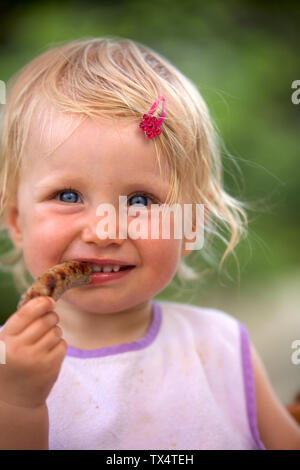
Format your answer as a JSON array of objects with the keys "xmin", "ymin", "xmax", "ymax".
[
  {"xmin": 56, "ymin": 188, "xmax": 82, "ymax": 203},
  {"xmin": 128, "ymin": 194, "xmax": 151, "ymax": 207}
]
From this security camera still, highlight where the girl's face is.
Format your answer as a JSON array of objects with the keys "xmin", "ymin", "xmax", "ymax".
[{"xmin": 6, "ymin": 112, "xmax": 192, "ymax": 316}]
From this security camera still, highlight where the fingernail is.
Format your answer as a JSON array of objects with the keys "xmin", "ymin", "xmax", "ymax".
[{"xmin": 48, "ymin": 297, "xmax": 56, "ymax": 309}]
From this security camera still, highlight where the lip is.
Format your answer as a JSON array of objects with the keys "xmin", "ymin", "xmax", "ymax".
[
  {"xmin": 69, "ymin": 258, "xmax": 136, "ymax": 285},
  {"xmin": 88, "ymin": 267, "xmax": 135, "ymax": 285},
  {"xmin": 73, "ymin": 258, "xmax": 135, "ymax": 267}
]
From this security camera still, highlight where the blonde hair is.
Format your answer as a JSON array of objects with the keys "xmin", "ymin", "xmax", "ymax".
[{"xmin": 0, "ymin": 36, "xmax": 247, "ymax": 294}]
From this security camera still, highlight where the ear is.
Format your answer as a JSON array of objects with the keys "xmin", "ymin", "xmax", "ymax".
[
  {"xmin": 180, "ymin": 202, "xmax": 207, "ymax": 258},
  {"xmin": 181, "ymin": 217, "xmax": 198, "ymax": 258},
  {"xmin": 181, "ymin": 232, "xmax": 197, "ymax": 258},
  {"xmin": 4, "ymin": 201, "xmax": 23, "ymax": 250}
]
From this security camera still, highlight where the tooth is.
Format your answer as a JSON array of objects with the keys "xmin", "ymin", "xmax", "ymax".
[
  {"xmin": 113, "ymin": 265, "xmax": 120, "ymax": 272},
  {"xmin": 102, "ymin": 265, "xmax": 113, "ymax": 273},
  {"xmin": 93, "ymin": 265, "xmax": 102, "ymax": 273}
]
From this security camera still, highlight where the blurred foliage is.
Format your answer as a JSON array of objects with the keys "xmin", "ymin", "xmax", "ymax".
[{"xmin": 0, "ymin": 0, "xmax": 299, "ymax": 320}]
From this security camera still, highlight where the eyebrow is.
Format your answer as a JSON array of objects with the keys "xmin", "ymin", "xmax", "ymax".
[
  {"xmin": 34, "ymin": 174, "xmax": 170, "ymax": 194},
  {"xmin": 35, "ymin": 173, "xmax": 168, "ymax": 189},
  {"xmin": 35, "ymin": 175, "xmax": 85, "ymax": 189}
]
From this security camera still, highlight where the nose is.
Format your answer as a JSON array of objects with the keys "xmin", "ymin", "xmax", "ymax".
[{"xmin": 80, "ymin": 205, "xmax": 127, "ymax": 246}]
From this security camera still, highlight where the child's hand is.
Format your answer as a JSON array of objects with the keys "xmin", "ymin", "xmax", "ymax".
[{"xmin": 0, "ymin": 296, "xmax": 67, "ymax": 409}]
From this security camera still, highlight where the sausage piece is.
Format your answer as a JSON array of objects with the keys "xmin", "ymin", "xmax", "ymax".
[{"xmin": 17, "ymin": 261, "xmax": 92, "ymax": 310}]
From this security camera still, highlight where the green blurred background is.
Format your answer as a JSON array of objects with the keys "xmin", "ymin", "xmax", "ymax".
[{"xmin": 0, "ymin": 0, "xmax": 299, "ymax": 404}]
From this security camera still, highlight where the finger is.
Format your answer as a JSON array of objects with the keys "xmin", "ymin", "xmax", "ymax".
[
  {"xmin": 19, "ymin": 311, "xmax": 59, "ymax": 345},
  {"xmin": 33, "ymin": 325, "xmax": 63, "ymax": 352},
  {"xmin": 47, "ymin": 337, "xmax": 68, "ymax": 361},
  {"xmin": 4, "ymin": 297, "xmax": 56, "ymax": 336}
]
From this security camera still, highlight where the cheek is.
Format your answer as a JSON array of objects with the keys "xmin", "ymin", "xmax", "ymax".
[
  {"xmin": 21, "ymin": 209, "xmax": 70, "ymax": 277},
  {"xmin": 139, "ymin": 238, "xmax": 182, "ymax": 280}
]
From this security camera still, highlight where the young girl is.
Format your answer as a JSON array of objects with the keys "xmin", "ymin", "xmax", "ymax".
[{"xmin": 0, "ymin": 37, "xmax": 299, "ymax": 450}]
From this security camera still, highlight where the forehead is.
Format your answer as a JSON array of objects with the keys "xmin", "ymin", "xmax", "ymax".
[{"xmin": 22, "ymin": 105, "xmax": 170, "ymax": 185}]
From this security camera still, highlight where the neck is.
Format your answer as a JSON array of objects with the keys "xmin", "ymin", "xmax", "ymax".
[{"xmin": 55, "ymin": 298, "xmax": 153, "ymax": 350}]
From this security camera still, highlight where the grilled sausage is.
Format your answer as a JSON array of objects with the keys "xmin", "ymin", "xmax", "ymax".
[{"xmin": 17, "ymin": 261, "xmax": 92, "ymax": 310}]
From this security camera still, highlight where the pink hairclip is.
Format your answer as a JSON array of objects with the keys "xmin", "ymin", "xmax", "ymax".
[{"xmin": 139, "ymin": 96, "xmax": 166, "ymax": 139}]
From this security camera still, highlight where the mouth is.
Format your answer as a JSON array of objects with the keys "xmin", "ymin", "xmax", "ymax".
[
  {"xmin": 71, "ymin": 259, "xmax": 136, "ymax": 274},
  {"xmin": 82, "ymin": 261, "xmax": 135, "ymax": 286},
  {"xmin": 86, "ymin": 263, "xmax": 135, "ymax": 274}
]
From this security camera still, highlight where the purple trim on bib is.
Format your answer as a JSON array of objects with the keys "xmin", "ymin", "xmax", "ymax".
[
  {"xmin": 66, "ymin": 301, "xmax": 161, "ymax": 358},
  {"xmin": 239, "ymin": 322, "xmax": 266, "ymax": 450}
]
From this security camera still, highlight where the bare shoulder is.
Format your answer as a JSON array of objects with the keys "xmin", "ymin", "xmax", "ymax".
[{"xmin": 250, "ymin": 343, "xmax": 300, "ymax": 450}]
